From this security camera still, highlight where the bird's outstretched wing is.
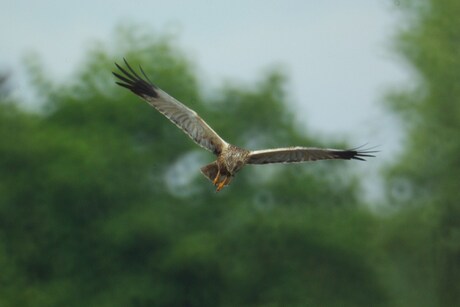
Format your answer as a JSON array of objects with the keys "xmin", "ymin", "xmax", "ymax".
[
  {"xmin": 113, "ymin": 59, "xmax": 228, "ymax": 155},
  {"xmin": 247, "ymin": 146, "xmax": 376, "ymax": 164}
]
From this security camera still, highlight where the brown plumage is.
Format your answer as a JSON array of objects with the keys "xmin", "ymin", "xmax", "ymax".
[{"xmin": 113, "ymin": 59, "xmax": 376, "ymax": 191}]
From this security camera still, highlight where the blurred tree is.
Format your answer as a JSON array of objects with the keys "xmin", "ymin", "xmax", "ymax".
[
  {"xmin": 384, "ymin": 0, "xmax": 460, "ymax": 305},
  {"xmin": 0, "ymin": 72, "xmax": 10, "ymax": 98},
  {"xmin": 0, "ymin": 26, "xmax": 385, "ymax": 306}
]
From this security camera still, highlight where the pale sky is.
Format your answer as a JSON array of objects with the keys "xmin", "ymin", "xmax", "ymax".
[{"xmin": 1, "ymin": 0, "xmax": 411, "ymax": 200}]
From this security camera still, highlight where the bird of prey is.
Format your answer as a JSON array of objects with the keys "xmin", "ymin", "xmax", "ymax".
[{"xmin": 113, "ymin": 59, "xmax": 376, "ymax": 192}]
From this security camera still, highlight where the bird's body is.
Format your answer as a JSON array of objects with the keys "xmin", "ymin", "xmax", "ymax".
[
  {"xmin": 201, "ymin": 145, "xmax": 250, "ymax": 190},
  {"xmin": 113, "ymin": 59, "xmax": 376, "ymax": 191}
]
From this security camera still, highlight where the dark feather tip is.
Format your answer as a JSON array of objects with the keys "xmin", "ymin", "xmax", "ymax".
[
  {"xmin": 350, "ymin": 147, "xmax": 379, "ymax": 161},
  {"xmin": 113, "ymin": 59, "xmax": 159, "ymax": 99}
]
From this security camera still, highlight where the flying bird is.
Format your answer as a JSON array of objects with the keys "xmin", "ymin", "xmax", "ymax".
[{"xmin": 113, "ymin": 59, "xmax": 376, "ymax": 192}]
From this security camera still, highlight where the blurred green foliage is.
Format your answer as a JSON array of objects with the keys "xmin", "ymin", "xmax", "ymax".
[
  {"xmin": 382, "ymin": 0, "xmax": 460, "ymax": 306},
  {"xmin": 0, "ymin": 29, "xmax": 385, "ymax": 306},
  {"xmin": 0, "ymin": 0, "xmax": 459, "ymax": 304}
]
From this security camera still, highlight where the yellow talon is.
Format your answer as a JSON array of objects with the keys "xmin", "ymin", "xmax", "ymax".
[
  {"xmin": 212, "ymin": 168, "xmax": 221, "ymax": 186},
  {"xmin": 216, "ymin": 178, "xmax": 226, "ymax": 192},
  {"xmin": 216, "ymin": 176, "xmax": 232, "ymax": 192}
]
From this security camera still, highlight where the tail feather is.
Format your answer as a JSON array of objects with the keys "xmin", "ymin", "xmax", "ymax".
[
  {"xmin": 200, "ymin": 162, "xmax": 233, "ymax": 191},
  {"xmin": 200, "ymin": 162, "xmax": 219, "ymax": 182}
]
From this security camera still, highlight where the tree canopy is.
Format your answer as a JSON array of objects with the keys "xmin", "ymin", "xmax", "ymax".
[
  {"xmin": 0, "ymin": 28, "xmax": 383, "ymax": 306},
  {"xmin": 383, "ymin": 0, "xmax": 460, "ymax": 305}
]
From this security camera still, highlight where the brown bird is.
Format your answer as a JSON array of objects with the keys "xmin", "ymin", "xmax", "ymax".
[{"xmin": 113, "ymin": 59, "xmax": 376, "ymax": 192}]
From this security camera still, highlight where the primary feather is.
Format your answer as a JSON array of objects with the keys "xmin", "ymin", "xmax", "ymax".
[
  {"xmin": 113, "ymin": 59, "xmax": 228, "ymax": 155},
  {"xmin": 248, "ymin": 147, "xmax": 376, "ymax": 164}
]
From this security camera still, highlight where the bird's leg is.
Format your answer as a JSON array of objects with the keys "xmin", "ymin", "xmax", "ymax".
[
  {"xmin": 212, "ymin": 167, "xmax": 221, "ymax": 186},
  {"xmin": 216, "ymin": 176, "xmax": 232, "ymax": 192}
]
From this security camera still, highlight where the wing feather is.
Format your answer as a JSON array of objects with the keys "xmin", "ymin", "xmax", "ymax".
[
  {"xmin": 113, "ymin": 59, "xmax": 227, "ymax": 155},
  {"xmin": 247, "ymin": 146, "xmax": 376, "ymax": 164}
]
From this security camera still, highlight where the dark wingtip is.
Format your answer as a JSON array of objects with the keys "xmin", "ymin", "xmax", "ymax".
[
  {"xmin": 348, "ymin": 145, "xmax": 379, "ymax": 161},
  {"xmin": 331, "ymin": 144, "xmax": 378, "ymax": 161},
  {"xmin": 113, "ymin": 59, "xmax": 159, "ymax": 98}
]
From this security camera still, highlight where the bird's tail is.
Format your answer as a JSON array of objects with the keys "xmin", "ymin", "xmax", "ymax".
[{"xmin": 200, "ymin": 162, "xmax": 219, "ymax": 182}]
